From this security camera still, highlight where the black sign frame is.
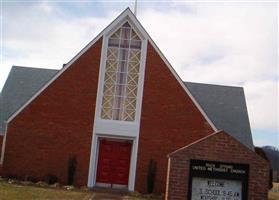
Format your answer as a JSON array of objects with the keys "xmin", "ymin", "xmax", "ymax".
[{"xmin": 188, "ymin": 159, "xmax": 249, "ymax": 200}]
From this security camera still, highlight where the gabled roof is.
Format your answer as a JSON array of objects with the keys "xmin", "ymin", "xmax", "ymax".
[
  {"xmin": 2, "ymin": 8, "xmax": 217, "ymax": 133},
  {"xmin": 168, "ymin": 130, "xmax": 262, "ymax": 163},
  {"xmin": 0, "ymin": 66, "xmax": 59, "ymax": 134},
  {"xmin": 184, "ymin": 82, "xmax": 254, "ymax": 149}
]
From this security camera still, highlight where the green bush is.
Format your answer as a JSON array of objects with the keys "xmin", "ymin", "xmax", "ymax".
[
  {"xmin": 147, "ymin": 159, "xmax": 157, "ymax": 194},
  {"xmin": 67, "ymin": 156, "xmax": 77, "ymax": 185},
  {"xmin": 25, "ymin": 176, "xmax": 38, "ymax": 183},
  {"xmin": 44, "ymin": 174, "xmax": 58, "ymax": 185}
]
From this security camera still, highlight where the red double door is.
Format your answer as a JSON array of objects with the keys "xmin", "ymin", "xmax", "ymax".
[{"xmin": 96, "ymin": 139, "xmax": 132, "ymax": 186}]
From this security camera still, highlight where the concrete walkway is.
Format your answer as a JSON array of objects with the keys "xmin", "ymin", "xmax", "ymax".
[
  {"xmin": 82, "ymin": 191, "xmax": 145, "ymax": 200},
  {"xmin": 85, "ymin": 188, "xmax": 140, "ymax": 200}
]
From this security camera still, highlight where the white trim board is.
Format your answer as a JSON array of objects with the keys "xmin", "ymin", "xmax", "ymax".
[
  {"xmin": 148, "ymin": 40, "xmax": 218, "ymax": 131},
  {"xmin": 93, "ymin": 17, "xmax": 148, "ymax": 125},
  {"xmin": 88, "ymin": 133, "xmax": 138, "ymax": 191}
]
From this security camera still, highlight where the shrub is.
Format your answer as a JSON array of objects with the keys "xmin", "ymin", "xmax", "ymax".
[
  {"xmin": 147, "ymin": 159, "xmax": 157, "ymax": 194},
  {"xmin": 67, "ymin": 156, "xmax": 77, "ymax": 185},
  {"xmin": 25, "ymin": 176, "xmax": 38, "ymax": 183},
  {"xmin": 44, "ymin": 174, "xmax": 58, "ymax": 185},
  {"xmin": 6, "ymin": 174, "xmax": 19, "ymax": 180}
]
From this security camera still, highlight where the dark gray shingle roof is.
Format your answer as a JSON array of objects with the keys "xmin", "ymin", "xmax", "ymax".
[
  {"xmin": 0, "ymin": 66, "xmax": 59, "ymax": 134},
  {"xmin": 184, "ymin": 81, "xmax": 254, "ymax": 149},
  {"xmin": 0, "ymin": 66, "xmax": 254, "ymax": 150}
]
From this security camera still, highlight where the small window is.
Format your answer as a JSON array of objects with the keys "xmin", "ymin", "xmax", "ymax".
[{"xmin": 101, "ymin": 22, "xmax": 142, "ymax": 121}]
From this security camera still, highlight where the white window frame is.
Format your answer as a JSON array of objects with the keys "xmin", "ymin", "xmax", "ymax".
[
  {"xmin": 97, "ymin": 19, "xmax": 146, "ymax": 124},
  {"xmin": 100, "ymin": 23, "xmax": 142, "ymax": 122}
]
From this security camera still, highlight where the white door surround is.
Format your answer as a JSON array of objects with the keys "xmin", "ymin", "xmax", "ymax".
[{"xmin": 88, "ymin": 134, "xmax": 138, "ymax": 191}]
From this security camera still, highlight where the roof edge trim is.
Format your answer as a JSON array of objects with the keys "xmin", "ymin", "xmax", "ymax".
[
  {"xmin": 168, "ymin": 130, "xmax": 266, "ymax": 163},
  {"xmin": 5, "ymin": 7, "xmax": 217, "ymax": 132},
  {"xmin": 148, "ymin": 40, "xmax": 218, "ymax": 131},
  {"xmin": 11, "ymin": 65, "xmax": 60, "ymax": 71},
  {"xmin": 168, "ymin": 131, "xmax": 220, "ymax": 157}
]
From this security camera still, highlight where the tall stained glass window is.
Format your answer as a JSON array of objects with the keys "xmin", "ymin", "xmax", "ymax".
[{"xmin": 101, "ymin": 22, "xmax": 142, "ymax": 121}]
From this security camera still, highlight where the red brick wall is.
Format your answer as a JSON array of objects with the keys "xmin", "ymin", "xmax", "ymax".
[
  {"xmin": 2, "ymin": 38, "xmax": 102, "ymax": 186},
  {"xmin": 166, "ymin": 131, "xmax": 270, "ymax": 200},
  {"xmin": 0, "ymin": 135, "xmax": 3, "ymax": 156},
  {"xmin": 135, "ymin": 42, "xmax": 214, "ymax": 194}
]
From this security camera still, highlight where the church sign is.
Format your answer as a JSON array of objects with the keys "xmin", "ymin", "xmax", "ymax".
[{"xmin": 188, "ymin": 160, "xmax": 249, "ymax": 200}]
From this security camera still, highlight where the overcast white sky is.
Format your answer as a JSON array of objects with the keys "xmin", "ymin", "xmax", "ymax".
[{"xmin": 0, "ymin": 1, "xmax": 278, "ymax": 147}]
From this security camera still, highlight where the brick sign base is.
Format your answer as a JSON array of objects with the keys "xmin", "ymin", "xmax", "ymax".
[{"xmin": 165, "ymin": 131, "xmax": 270, "ymax": 200}]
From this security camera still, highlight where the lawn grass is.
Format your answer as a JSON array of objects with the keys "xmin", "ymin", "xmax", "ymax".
[
  {"xmin": 0, "ymin": 182, "xmax": 89, "ymax": 200},
  {"xmin": 0, "ymin": 181, "xmax": 277, "ymax": 200},
  {"xmin": 0, "ymin": 181, "xmax": 156, "ymax": 200},
  {"xmin": 269, "ymin": 182, "xmax": 279, "ymax": 200}
]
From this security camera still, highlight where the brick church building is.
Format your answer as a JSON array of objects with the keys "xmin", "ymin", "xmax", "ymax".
[{"xmin": 0, "ymin": 8, "xmax": 268, "ymax": 197}]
